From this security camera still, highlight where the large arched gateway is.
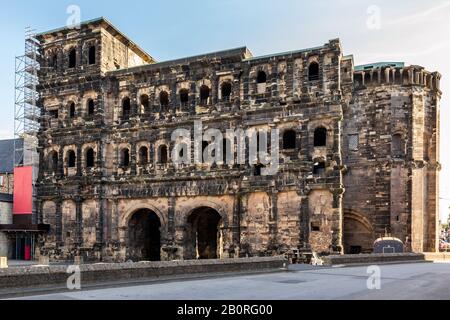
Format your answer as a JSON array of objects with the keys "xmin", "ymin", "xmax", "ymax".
[
  {"xmin": 343, "ymin": 211, "xmax": 374, "ymax": 254},
  {"xmin": 127, "ymin": 209, "xmax": 161, "ymax": 261},
  {"xmin": 186, "ymin": 207, "xmax": 223, "ymax": 260}
]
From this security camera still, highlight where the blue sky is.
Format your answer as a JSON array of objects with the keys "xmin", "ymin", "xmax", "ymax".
[{"xmin": 0, "ymin": 0, "xmax": 449, "ymax": 220}]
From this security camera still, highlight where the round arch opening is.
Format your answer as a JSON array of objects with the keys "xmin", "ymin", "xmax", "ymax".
[
  {"xmin": 186, "ymin": 207, "xmax": 223, "ymax": 260},
  {"xmin": 127, "ymin": 209, "xmax": 161, "ymax": 262},
  {"xmin": 343, "ymin": 212, "xmax": 374, "ymax": 254}
]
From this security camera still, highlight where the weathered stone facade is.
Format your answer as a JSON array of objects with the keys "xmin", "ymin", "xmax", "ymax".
[{"xmin": 35, "ymin": 18, "xmax": 441, "ymax": 262}]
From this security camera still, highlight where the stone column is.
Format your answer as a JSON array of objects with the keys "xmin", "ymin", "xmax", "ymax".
[
  {"xmin": 55, "ymin": 199, "xmax": 63, "ymax": 246},
  {"xmin": 75, "ymin": 197, "xmax": 83, "ymax": 246},
  {"xmin": 231, "ymin": 193, "xmax": 242, "ymax": 257},
  {"xmin": 268, "ymin": 190, "xmax": 278, "ymax": 253},
  {"xmin": 332, "ymin": 189, "xmax": 344, "ymax": 254},
  {"xmin": 58, "ymin": 149, "xmax": 64, "ymax": 178},
  {"xmin": 96, "ymin": 195, "xmax": 105, "ymax": 246},
  {"xmin": 162, "ymin": 197, "xmax": 177, "ymax": 261},
  {"xmin": 130, "ymin": 142, "xmax": 137, "ymax": 176},
  {"xmin": 167, "ymin": 197, "xmax": 176, "ymax": 243},
  {"xmin": 385, "ymin": 68, "xmax": 391, "ymax": 84},
  {"xmin": 37, "ymin": 200, "xmax": 44, "ymax": 225},
  {"xmin": 299, "ymin": 196, "xmax": 310, "ymax": 250},
  {"xmin": 76, "ymin": 145, "xmax": 83, "ymax": 177}
]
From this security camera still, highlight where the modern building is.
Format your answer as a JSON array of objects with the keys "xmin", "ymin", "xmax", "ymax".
[
  {"xmin": 34, "ymin": 18, "xmax": 441, "ymax": 262},
  {"xmin": 0, "ymin": 138, "xmax": 46, "ymax": 260}
]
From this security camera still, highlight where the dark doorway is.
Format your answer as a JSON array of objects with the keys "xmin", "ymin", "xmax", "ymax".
[
  {"xmin": 187, "ymin": 207, "xmax": 223, "ymax": 260},
  {"xmin": 128, "ymin": 209, "xmax": 161, "ymax": 262},
  {"xmin": 350, "ymin": 246, "xmax": 362, "ymax": 255},
  {"xmin": 344, "ymin": 213, "xmax": 374, "ymax": 254}
]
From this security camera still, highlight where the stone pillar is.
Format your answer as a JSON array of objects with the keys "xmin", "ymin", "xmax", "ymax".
[
  {"xmin": 168, "ymin": 197, "xmax": 176, "ymax": 243},
  {"xmin": 231, "ymin": 193, "xmax": 242, "ymax": 258},
  {"xmin": 332, "ymin": 190, "xmax": 344, "ymax": 254},
  {"xmin": 76, "ymin": 145, "xmax": 83, "ymax": 177},
  {"xmin": 299, "ymin": 196, "xmax": 310, "ymax": 250},
  {"xmin": 385, "ymin": 68, "xmax": 391, "ymax": 84},
  {"xmin": 96, "ymin": 142, "xmax": 103, "ymax": 172},
  {"xmin": 96, "ymin": 195, "xmax": 105, "ymax": 246},
  {"xmin": 111, "ymin": 199, "xmax": 119, "ymax": 243},
  {"xmin": 37, "ymin": 200, "xmax": 44, "ymax": 224},
  {"xmin": 58, "ymin": 149, "xmax": 64, "ymax": 178},
  {"xmin": 171, "ymin": 83, "xmax": 178, "ymax": 114},
  {"xmin": 162, "ymin": 197, "xmax": 177, "ymax": 261},
  {"xmin": 130, "ymin": 142, "xmax": 137, "ymax": 176},
  {"xmin": 268, "ymin": 190, "xmax": 278, "ymax": 253},
  {"xmin": 55, "ymin": 199, "xmax": 63, "ymax": 246},
  {"xmin": 75, "ymin": 197, "xmax": 83, "ymax": 246}
]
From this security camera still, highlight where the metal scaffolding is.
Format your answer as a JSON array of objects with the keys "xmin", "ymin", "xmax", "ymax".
[{"xmin": 14, "ymin": 27, "xmax": 41, "ymax": 168}]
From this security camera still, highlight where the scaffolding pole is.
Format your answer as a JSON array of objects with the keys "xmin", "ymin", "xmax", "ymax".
[{"xmin": 14, "ymin": 27, "xmax": 40, "ymax": 169}]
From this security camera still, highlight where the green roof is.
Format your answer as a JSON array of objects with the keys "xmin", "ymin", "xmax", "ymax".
[{"xmin": 355, "ymin": 62, "xmax": 404, "ymax": 71}]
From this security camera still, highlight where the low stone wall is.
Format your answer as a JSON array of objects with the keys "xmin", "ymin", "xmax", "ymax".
[
  {"xmin": 423, "ymin": 252, "xmax": 450, "ymax": 261},
  {"xmin": 0, "ymin": 256, "xmax": 287, "ymax": 290},
  {"xmin": 322, "ymin": 253, "xmax": 426, "ymax": 266}
]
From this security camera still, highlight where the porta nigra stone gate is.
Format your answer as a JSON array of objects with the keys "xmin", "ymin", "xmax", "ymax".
[{"xmin": 35, "ymin": 18, "xmax": 441, "ymax": 262}]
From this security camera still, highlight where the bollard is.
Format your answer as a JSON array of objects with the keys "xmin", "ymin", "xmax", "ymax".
[
  {"xmin": 0, "ymin": 257, "xmax": 7, "ymax": 269},
  {"xmin": 38, "ymin": 255, "xmax": 50, "ymax": 266}
]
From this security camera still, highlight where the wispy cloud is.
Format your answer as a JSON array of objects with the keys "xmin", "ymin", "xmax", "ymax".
[{"xmin": 387, "ymin": 1, "xmax": 450, "ymax": 26}]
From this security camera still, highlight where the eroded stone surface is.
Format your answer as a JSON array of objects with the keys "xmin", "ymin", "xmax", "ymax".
[{"xmin": 34, "ymin": 18, "xmax": 441, "ymax": 263}]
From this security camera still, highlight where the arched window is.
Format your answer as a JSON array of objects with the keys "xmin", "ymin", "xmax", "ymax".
[
  {"xmin": 257, "ymin": 71, "xmax": 267, "ymax": 84},
  {"xmin": 48, "ymin": 151, "xmax": 58, "ymax": 172},
  {"xmin": 69, "ymin": 102, "xmax": 76, "ymax": 118},
  {"xmin": 372, "ymin": 71, "xmax": 380, "ymax": 84},
  {"xmin": 140, "ymin": 94, "xmax": 149, "ymax": 112},
  {"xmin": 257, "ymin": 71, "xmax": 267, "ymax": 94},
  {"xmin": 179, "ymin": 89, "xmax": 189, "ymax": 106},
  {"xmin": 402, "ymin": 70, "xmax": 410, "ymax": 85},
  {"xmin": 221, "ymin": 82, "xmax": 232, "ymax": 101},
  {"xmin": 313, "ymin": 160, "xmax": 326, "ymax": 175},
  {"xmin": 314, "ymin": 127, "xmax": 327, "ymax": 147},
  {"xmin": 139, "ymin": 146, "xmax": 149, "ymax": 165},
  {"xmin": 88, "ymin": 46, "xmax": 96, "ymax": 65},
  {"xmin": 200, "ymin": 85, "xmax": 210, "ymax": 105},
  {"xmin": 120, "ymin": 149, "xmax": 130, "ymax": 167},
  {"xmin": 254, "ymin": 164, "xmax": 265, "ymax": 176},
  {"xmin": 354, "ymin": 73, "xmax": 363, "ymax": 88},
  {"xmin": 283, "ymin": 130, "xmax": 297, "ymax": 150},
  {"xmin": 87, "ymin": 99, "xmax": 95, "ymax": 116},
  {"xmin": 308, "ymin": 62, "xmax": 320, "ymax": 81},
  {"xmin": 394, "ymin": 70, "xmax": 401, "ymax": 84},
  {"xmin": 160, "ymin": 91, "xmax": 169, "ymax": 108},
  {"xmin": 51, "ymin": 54, "xmax": 58, "ymax": 69},
  {"xmin": 159, "ymin": 145, "xmax": 168, "ymax": 164},
  {"xmin": 364, "ymin": 73, "xmax": 371, "ymax": 86},
  {"xmin": 67, "ymin": 150, "xmax": 76, "ymax": 168},
  {"xmin": 392, "ymin": 134, "xmax": 404, "ymax": 158},
  {"xmin": 69, "ymin": 48, "xmax": 77, "ymax": 68},
  {"xmin": 122, "ymin": 97, "xmax": 131, "ymax": 120},
  {"xmin": 86, "ymin": 148, "xmax": 95, "ymax": 168}
]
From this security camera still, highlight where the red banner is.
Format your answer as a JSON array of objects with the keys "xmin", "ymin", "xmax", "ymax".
[{"xmin": 13, "ymin": 166, "xmax": 33, "ymax": 215}]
